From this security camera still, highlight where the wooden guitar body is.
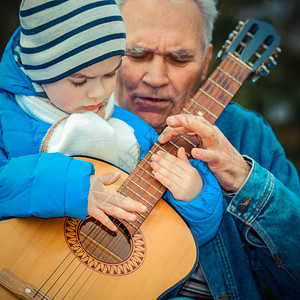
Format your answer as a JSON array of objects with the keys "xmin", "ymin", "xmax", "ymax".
[{"xmin": 0, "ymin": 159, "xmax": 198, "ymax": 300}]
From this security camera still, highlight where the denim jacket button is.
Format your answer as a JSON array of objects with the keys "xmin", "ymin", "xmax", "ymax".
[{"xmin": 237, "ymin": 203, "xmax": 248, "ymax": 213}]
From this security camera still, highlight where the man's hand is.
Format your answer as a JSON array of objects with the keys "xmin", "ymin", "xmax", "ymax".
[
  {"xmin": 88, "ymin": 173, "xmax": 147, "ymax": 231},
  {"xmin": 158, "ymin": 114, "xmax": 251, "ymax": 192}
]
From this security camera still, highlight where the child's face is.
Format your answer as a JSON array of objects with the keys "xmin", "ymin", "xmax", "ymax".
[{"xmin": 42, "ymin": 56, "xmax": 122, "ymax": 114}]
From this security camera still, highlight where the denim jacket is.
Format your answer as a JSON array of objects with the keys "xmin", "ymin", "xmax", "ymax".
[{"xmin": 190, "ymin": 103, "xmax": 300, "ymax": 300}]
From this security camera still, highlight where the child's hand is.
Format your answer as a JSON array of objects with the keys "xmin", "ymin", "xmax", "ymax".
[
  {"xmin": 88, "ymin": 173, "xmax": 147, "ymax": 231},
  {"xmin": 150, "ymin": 147, "xmax": 204, "ymax": 202}
]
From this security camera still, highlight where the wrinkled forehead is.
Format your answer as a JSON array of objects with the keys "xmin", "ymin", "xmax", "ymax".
[{"xmin": 121, "ymin": 0, "xmax": 204, "ymax": 55}]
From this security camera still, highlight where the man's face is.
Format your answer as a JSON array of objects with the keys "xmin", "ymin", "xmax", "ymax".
[{"xmin": 116, "ymin": 0, "xmax": 212, "ymax": 133}]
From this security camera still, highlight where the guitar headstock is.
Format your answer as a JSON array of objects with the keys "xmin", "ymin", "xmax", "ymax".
[{"xmin": 217, "ymin": 18, "xmax": 281, "ymax": 84}]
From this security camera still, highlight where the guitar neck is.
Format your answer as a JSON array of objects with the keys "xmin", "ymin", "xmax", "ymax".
[
  {"xmin": 117, "ymin": 54, "xmax": 251, "ymax": 236},
  {"xmin": 187, "ymin": 53, "xmax": 252, "ymax": 124}
]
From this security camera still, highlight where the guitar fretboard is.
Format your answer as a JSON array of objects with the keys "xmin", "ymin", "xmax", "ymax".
[{"xmin": 118, "ymin": 53, "xmax": 252, "ymax": 236}]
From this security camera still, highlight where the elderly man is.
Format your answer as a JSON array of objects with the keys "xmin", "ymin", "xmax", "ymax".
[{"xmin": 114, "ymin": 0, "xmax": 300, "ymax": 299}]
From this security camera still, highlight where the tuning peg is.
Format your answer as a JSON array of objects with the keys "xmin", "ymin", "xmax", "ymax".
[
  {"xmin": 266, "ymin": 56, "xmax": 277, "ymax": 69},
  {"xmin": 272, "ymin": 47, "xmax": 281, "ymax": 59},
  {"xmin": 236, "ymin": 21, "xmax": 245, "ymax": 31},
  {"xmin": 257, "ymin": 65, "xmax": 270, "ymax": 77},
  {"xmin": 250, "ymin": 74, "xmax": 260, "ymax": 84},
  {"xmin": 250, "ymin": 65, "xmax": 270, "ymax": 84},
  {"xmin": 216, "ymin": 50, "xmax": 224, "ymax": 59},
  {"xmin": 217, "ymin": 20, "xmax": 246, "ymax": 60},
  {"xmin": 228, "ymin": 30, "xmax": 238, "ymax": 41},
  {"xmin": 275, "ymin": 47, "xmax": 281, "ymax": 54},
  {"xmin": 216, "ymin": 40, "xmax": 231, "ymax": 59}
]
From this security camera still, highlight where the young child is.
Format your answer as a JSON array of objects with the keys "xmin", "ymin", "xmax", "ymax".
[{"xmin": 0, "ymin": 0, "xmax": 223, "ymax": 246}]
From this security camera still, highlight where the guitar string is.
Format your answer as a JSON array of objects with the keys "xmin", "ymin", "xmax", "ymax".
[
  {"xmin": 66, "ymin": 156, "xmax": 161, "ymax": 298},
  {"xmin": 85, "ymin": 59, "xmax": 248, "ymax": 298},
  {"xmin": 62, "ymin": 77, "xmax": 219, "ymax": 288},
  {"xmin": 80, "ymin": 56, "xmax": 251, "ymax": 298},
  {"xmin": 58, "ymin": 153, "xmax": 162, "ymax": 297},
  {"xmin": 80, "ymin": 150, "xmax": 166, "ymax": 297},
  {"xmin": 37, "ymin": 165, "xmax": 156, "ymax": 298},
  {"xmin": 60, "ymin": 222, "xmax": 113, "ymax": 299},
  {"xmin": 102, "ymin": 57, "xmax": 245, "ymax": 239},
  {"xmin": 181, "ymin": 60, "xmax": 225, "ymax": 120},
  {"xmin": 44, "ymin": 223, "xmax": 103, "ymax": 299},
  {"xmin": 111, "ymin": 152, "xmax": 158, "ymax": 225},
  {"xmin": 190, "ymin": 58, "xmax": 244, "ymax": 119},
  {"xmin": 36, "ymin": 58, "xmax": 246, "ymax": 299},
  {"xmin": 72, "ymin": 213, "xmax": 137, "ymax": 293},
  {"xmin": 72, "ymin": 58, "xmax": 246, "ymax": 298},
  {"xmin": 172, "ymin": 57, "xmax": 246, "ymax": 163},
  {"xmin": 49, "ymin": 219, "xmax": 115, "ymax": 299},
  {"xmin": 72, "ymin": 121, "xmax": 218, "ymax": 297},
  {"xmin": 76, "ymin": 216, "xmax": 140, "ymax": 298},
  {"xmin": 36, "ymin": 220, "xmax": 102, "ymax": 299},
  {"xmin": 64, "ymin": 219, "xmax": 131, "ymax": 298}
]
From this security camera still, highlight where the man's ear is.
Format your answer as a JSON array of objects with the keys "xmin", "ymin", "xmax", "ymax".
[{"xmin": 200, "ymin": 43, "xmax": 213, "ymax": 82}]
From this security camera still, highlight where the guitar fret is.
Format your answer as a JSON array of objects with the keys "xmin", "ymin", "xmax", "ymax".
[
  {"xmin": 182, "ymin": 108, "xmax": 193, "ymax": 115},
  {"xmin": 191, "ymin": 99, "xmax": 218, "ymax": 119},
  {"xmin": 155, "ymin": 144, "xmax": 169, "ymax": 153},
  {"xmin": 132, "ymin": 171, "xmax": 163, "ymax": 194},
  {"xmin": 136, "ymin": 211, "xmax": 146, "ymax": 219},
  {"xmin": 179, "ymin": 135, "xmax": 197, "ymax": 148},
  {"xmin": 216, "ymin": 66, "xmax": 243, "ymax": 85},
  {"xmin": 137, "ymin": 165, "xmax": 156, "ymax": 179},
  {"xmin": 166, "ymin": 140, "xmax": 191, "ymax": 157},
  {"xmin": 148, "ymin": 147, "xmax": 169, "ymax": 157},
  {"xmin": 168, "ymin": 140, "xmax": 180, "ymax": 149},
  {"xmin": 124, "ymin": 220, "xmax": 139, "ymax": 230},
  {"xmin": 118, "ymin": 190, "xmax": 127, "ymax": 197},
  {"xmin": 122, "ymin": 184, "xmax": 155, "ymax": 207},
  {"xmin": 127, "ymin": 177, "xmax": 162, "ymax": 200},
  {"xmin": 197, "ymin": 90, "xmax": 226, "ymax": 108},
  {"xmin": 141, "ymin": 157, "xmax": 151, "ymax": 165},
  {"xmin": 208, "ymin": 78, "xmax": 234, "ymax": 97},
  {"xmin": 108, "ymin": 20, "xmax": 279, "ymax": 238},
  {"xmin": 118, "ymin": 189, "xmax": 151, "ymax": 212},
  {"xmin": 227, "ymin": 52, "xmax": 252, "ymax": 72}
]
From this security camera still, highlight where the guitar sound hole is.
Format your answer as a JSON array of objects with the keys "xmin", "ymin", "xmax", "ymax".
[{"xmin": 79, "ymin": 218, "xmax": 131, "ymax": 264}]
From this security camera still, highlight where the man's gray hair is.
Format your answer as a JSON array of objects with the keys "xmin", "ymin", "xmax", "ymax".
[{"xmin": 116, "ymin": 0, "xmax": 218, "ymax": 53}]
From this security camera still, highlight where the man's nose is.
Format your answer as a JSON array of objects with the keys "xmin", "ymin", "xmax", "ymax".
[
  {"xmin": 87, "ymin": 79, "xmax": 106, "ymax": 100},
  {"xmin": 142, "ymin": 55, "xmax": 169, "ymax": 88}
]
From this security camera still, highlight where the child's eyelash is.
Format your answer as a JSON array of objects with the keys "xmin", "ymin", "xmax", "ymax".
[
  {"xmin": 71, "ymin": 80, "xmax": 87, "ymax": 87},
  {"xmin": 70, "ymin": 72, "xmax": 116, "ymax": 87},
  {"xmin": 104, "ymin": 72, "xmax": 116, "ymax": 78}
]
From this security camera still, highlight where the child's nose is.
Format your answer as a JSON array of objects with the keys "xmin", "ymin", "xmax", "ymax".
[{"xmin": 87, "ymin": 80, "xmax": 105, "ymax": 100}]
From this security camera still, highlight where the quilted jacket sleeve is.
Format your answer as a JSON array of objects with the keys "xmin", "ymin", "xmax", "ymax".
[
  {"xmin": 0, "ymin": 152, "xmax": 94, "ymax": 220},
  {"xmin": 163, "ymin": 159, "xmax": 223, "ymax": 247}
]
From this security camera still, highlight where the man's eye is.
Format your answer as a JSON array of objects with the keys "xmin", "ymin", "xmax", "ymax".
[
  {"xmin": 169, "ymin": 57, "xmax": 190, "ymax": 66},
  {"xmin": 126, "ymin": 53, "xmax": 150, "ymax": 61}
]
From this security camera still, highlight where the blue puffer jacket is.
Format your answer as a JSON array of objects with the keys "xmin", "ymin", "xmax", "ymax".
[{"xmin": 0, "ymin": 28, "xmax": 223, "ymax": 248}]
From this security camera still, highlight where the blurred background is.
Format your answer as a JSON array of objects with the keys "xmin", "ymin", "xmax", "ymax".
[
  {"xmin": 1, "ymin": 0, "xmax": 299, "ymax": 173},
  {"xmin": 212, "ymin": 0, "xmax": 300, "ymax": 174}
]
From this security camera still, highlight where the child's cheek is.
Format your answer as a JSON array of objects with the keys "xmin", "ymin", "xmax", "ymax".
[{"xmin": 60, "ymin": 90, "xmax": 81, "ymax": 107}]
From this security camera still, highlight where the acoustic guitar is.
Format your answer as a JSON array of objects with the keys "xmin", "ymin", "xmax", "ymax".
[{"xmin": 0, "ymin": 19, "xmax": 280, "ymax": 299}]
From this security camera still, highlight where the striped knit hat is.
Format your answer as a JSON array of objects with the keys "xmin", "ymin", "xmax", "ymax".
[{"xmin": 18, "ymin": 0, "xmax": 126, "ymax": 84}]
